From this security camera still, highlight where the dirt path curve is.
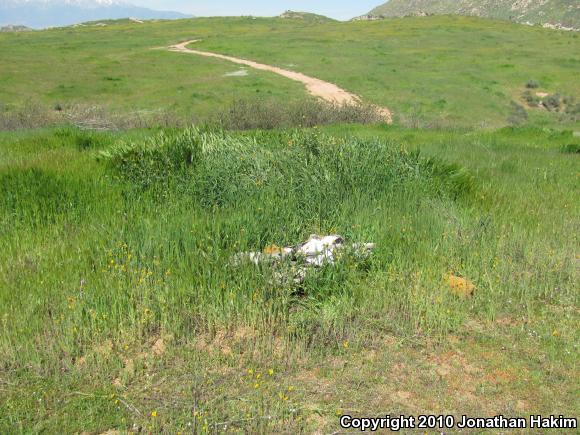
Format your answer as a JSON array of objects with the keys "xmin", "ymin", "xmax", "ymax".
[{"xmin": 168, "ymin": 40, "xmax": 392, "ymax": 124}]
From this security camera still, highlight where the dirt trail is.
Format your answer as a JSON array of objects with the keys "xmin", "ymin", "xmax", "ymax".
[{"xmin": 168, "ymin": 40, "xmax": 392, "ymax": 124}]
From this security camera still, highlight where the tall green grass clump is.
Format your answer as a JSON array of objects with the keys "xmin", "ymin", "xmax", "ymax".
[
  {"xmin": 104, "ymin": 127, "xmax": 473, "ymax": 196},
  {"xmin": 102, "ymin": 127, "xmax": 473, "ymax": 223}
]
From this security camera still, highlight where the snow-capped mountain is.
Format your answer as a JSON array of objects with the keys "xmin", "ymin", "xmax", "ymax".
[
  {"xmin": 0, "ymin": 0, "xmax": 190, "ymax": 28},
  {"xmin": 3, "ymin": 0, "xmax": 119, "ymax": 5}
]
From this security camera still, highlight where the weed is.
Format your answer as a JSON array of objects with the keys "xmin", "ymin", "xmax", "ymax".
[{"xmin": 561, "ymin": 143, "xmax": 580, "ymax": 154}]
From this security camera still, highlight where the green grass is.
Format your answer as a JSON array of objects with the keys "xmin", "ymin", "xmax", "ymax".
[
  {"xmin": 0, "ymin": 13, "xmax": 579, "ymax": 434},
  {"xmin": 0, "ymin": 15, "xmax": 579, "ymax": 128},
  {"xmin": 0, "ymin": 124, "xmax": 578, "ymax": 433}
]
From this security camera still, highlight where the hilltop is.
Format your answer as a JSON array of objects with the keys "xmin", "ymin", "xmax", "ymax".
[
  {"xmin": 279, "ymin": 10, "xmax": 336, "ymax": 23},
  {"xmin": 366, "ymin": 0, "xmax": 580, "ymax": 29}
]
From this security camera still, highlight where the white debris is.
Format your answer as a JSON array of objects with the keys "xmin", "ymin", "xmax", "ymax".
[
  {"xmin": 232, "ymin": 234, "xmax": 375, "ymax": 288},
  {"xmin": 296, "ymin": 235, "xmax": 344, "ymax": 266},
  {"xmin": 233, "ymin": 234, "xmax": 375, "ymax": 273},
  {"xmin": 224, "ymin": 69, "xmax": 249, "ymax": 77}
]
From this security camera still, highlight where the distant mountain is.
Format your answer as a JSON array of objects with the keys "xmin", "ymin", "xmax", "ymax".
[
  {"xmin": 0, "ymin": 0, "xmax": 190, "ymax": 28},
  {"xmin": 365, "ymin": 0, "xmax": 580, "ymax": 29},
  {"xmin": 0, "ymin": 24, "xmax": 33, "ymax": 31}
]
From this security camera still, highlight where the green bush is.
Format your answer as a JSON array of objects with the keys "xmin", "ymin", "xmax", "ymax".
[{"xmin": 561, "ymin": 143, "xmax": 580, "ymax": 154}]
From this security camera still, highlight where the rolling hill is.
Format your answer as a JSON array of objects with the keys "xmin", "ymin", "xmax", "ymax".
[
  {"xmin": 366, "ymin": 0, "xmax": 580, "ymax": 29},
  {"xmin": 0, "ymin": 0, "xmax": 190, "ymax": 28},
  {"xmin": 279, "ymin": 10, "xmax": 336, "ymax": 23},
  {"xmin": 0, "ymin": 16, "xmax": 577, "ymax": 128}
]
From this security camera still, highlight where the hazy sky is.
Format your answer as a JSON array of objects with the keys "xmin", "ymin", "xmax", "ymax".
[{"xmin": 134, "ymin": 0, "xmax": 382, "ymax": 20}]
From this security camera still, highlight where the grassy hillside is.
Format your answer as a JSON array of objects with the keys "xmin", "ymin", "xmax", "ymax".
[
  {"xmin": 0, "ymin": 16, "xmax": 578, "ymax": 128},
  {"xmin": 369, "ymin": 0, "xmax": 580, "ymax": 28}
]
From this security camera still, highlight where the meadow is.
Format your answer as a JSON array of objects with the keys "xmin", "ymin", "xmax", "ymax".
[
  {"xmin": 0, "ymin": 15, "xmax": 579, "ymax": 127},
  {"xmin": 0, "ymin": 14, "xmax": 579, "ymax": 434},
  {"xmin": 1, "ymin": 122, "xmax": 578, "ymax": 432}
]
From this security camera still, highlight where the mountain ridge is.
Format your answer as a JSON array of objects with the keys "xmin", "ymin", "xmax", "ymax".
[
  {"xmin": 0, "ymin": 0, "xmax": 190, "ymax": 28},
  {"xmin": 365, "ymin": 0, "xmax": 580, "ymax": 29}
]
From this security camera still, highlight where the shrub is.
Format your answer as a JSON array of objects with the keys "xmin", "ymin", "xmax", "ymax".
[
  {"xmin": 1, "ymin": 98, "xmax": 385, "ymax": 132},
  {"xmin": 522, "ymin": 90, "xmax": 540, "ymax": 107},
  {"xmin": 562, "ymin": 96, "xmax": 575, "ymax": 106},
  {"xmin": 564, "ymin": 102, "xmax": 580, "ymax": 119},
  {"xmin": 542, "ymin": 94, "xmax": 561, "ymax": 111},
  {"xmin": 526, "ymin": 80, "xmax": 540, "ymax": 89},
  {"xmin": 0, "ymin": 101, "xmax": 58, "ymax": 131},
  {"xmin": 507, "ymin": 101, "xmax": 528, "ymax": 126},
  {"xmin": 213, "ymin": 97, "xmax": 385, "ymax": 130}
]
